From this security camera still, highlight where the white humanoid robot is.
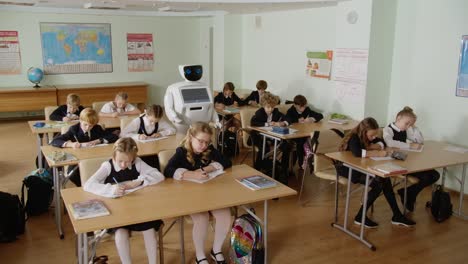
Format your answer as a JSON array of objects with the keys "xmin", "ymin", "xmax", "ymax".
[{"xmin": 164, "ymin": 65, "xmax": 219, "ymax": 134}]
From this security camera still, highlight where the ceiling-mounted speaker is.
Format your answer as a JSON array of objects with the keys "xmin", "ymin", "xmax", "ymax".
[{"xmin": 255, "ymin": 16, "xmax": 262, "ymax": 29}]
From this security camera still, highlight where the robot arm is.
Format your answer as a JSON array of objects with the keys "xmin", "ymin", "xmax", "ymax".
[{"xmin": 164, "ymin": 88, "xmax": 182, "ymax": 124}]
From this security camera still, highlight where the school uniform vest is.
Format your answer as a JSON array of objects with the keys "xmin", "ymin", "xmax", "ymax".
[
  {"xmin": 104, "ymin": 159, "xmax": 139, "ymax": 184},
  {"xmin": 389, "ymin": 124, "xmax": 407, "ymax": 142},
  {"xmin": 138, "ymin": 115, "xmax": 158, "ymax": 136}
]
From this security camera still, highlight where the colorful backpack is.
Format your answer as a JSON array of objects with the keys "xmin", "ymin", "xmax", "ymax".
[{"xmin": 229, "ymin": 213, "xmax": 264, "ymax": 264}]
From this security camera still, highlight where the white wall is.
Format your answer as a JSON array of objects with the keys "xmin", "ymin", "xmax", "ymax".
[
  {"xmin": 237, "ymin": 0, "xmax": 373, "ymax": 119},
  {"xmin": 224, "ymin": 14, "xmax": 243, "ymax": 88},
  {"xmin": 388, "ymin": 0, "xmax": 468, "ymax": 192},
  {"xmin": 365, "ymin": 0, "xmax": 397, "ymax": 125},
  {"xmin": 0, "ymin": 10, "xmax": 202, "ymax": 107}
]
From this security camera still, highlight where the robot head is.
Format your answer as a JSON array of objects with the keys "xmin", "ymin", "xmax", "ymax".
[{"xmin": 179, "ymin": 65, "xmax": 203, "ymax": 82}]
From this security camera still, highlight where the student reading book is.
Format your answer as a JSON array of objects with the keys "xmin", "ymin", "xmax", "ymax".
[{"xmin": 163, "ymin": 122, "xmax": 232, "ymax": 264}]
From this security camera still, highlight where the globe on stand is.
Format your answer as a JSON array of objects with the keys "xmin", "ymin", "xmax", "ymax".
[{"xmin": 27, "ymin": 67, "xmax": 44, "ymax": 88}]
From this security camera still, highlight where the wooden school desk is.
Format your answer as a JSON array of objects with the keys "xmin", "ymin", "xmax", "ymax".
[
  {"xmin": 42, "ymin": 134, "xmax": 185, "ymax": 238},
  {"xmin": 249, "ymin": 119, "xmax": 358, "ymax": 179},
  {"xmin": 326, "ymin": 141, "xmax": 468, "ymax": 250},
  {"xmin": 28, "ymin": 115, "xmax": 137, "ymax": 168},
  {"xmin": 61, "ymin": 164, "xmax": 297, "ymax": 264}
]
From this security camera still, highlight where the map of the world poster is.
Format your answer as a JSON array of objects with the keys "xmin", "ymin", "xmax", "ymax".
[{"xmin": 40, "ymin": 23, "xmax": 112, "ymax": 74}]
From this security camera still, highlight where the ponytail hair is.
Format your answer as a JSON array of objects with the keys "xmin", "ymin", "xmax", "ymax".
[
  {"xmin": 340, "ymin": 117, "xmax": 379, "ymax": 151},
  {"xmin": 396, "ymin": 106, "xmax": 417, "ymax": 121},
  {"xmin": 182, "ymin": 122, "xmax": 213, "ymax": 166}
]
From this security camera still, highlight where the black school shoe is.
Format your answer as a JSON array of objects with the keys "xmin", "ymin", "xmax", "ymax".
[
  {"xmin": 210, "ymin": 250, "xmax": 227, "ymax": 264},
  {"xmin": 391, "ymin": 215, "xmax": 416, "ymax": 227},
  {"xmin": 353, "ymin": 215, "xmax": 379, "ymax": 229},
  {"xmin": 397, "ymin": 188, "xmax": 415, "ymax": 212}
]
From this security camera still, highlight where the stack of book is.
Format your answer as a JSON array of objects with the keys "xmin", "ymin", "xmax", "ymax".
[
  {"xmin": 369, "ymin": 162, "xmax": 408, "ymax": 176},
  {"xmin": 70, "ymin": 199, "xmax": 110, "ymax": 220}
]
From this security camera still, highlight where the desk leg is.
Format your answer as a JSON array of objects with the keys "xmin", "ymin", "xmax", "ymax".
[
  {"xmin": 264, "ymin": 200, "xmax": 268, "ymax": 264},
  {"xmin": 37, "ymin": 134, "xmax": 43, "ymax": 169},
  {"xmin": 403, "ymin": 176, "xmax": 408, "ymax": 215},
  {"xmin": 77, "ymin": 233, "xmax": 89, "ymax": 264},
  {"xmin": 334, "ymin": 172, "xmax": 340, "ymax": 223},
  {"xmin": 221, "ymin": 117, "xmax": 225, "ymax": 154},
  {"xmin": 453, "ymin": 164, "xmax": 468, "ymax": 219},
  {"xmin": 261, "ymin": 135, "xmax": 266, "ymax": 159},
  {"xmin": 179, "ymin": 216, "xmax": 185, "ymax": 264},
  {"xmin": 332, "ymin": 166, "xmax": 375, "ymax": 250},
  {"xmin": 53, "ymin": 167, "xmax": 64, "ymax": 239},
  {"xmin": 272, "ymin": 139, "xmax": 278, "ymax": 180}
]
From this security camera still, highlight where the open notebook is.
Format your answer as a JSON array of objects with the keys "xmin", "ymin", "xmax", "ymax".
[{"xmin": 184, "ymin": 170, "xmax": 225, "ymax": 184}]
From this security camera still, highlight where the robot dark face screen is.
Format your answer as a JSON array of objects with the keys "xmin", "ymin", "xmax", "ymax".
[{"xmin": 183, "ymin": 65, "xmax": 203, "ymax": 81}]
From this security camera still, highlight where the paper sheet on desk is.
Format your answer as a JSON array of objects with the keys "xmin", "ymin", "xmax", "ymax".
[
  {"xmin": 82, "ymin": 143, "xmax": 109, "ymax": 148},
  {"xmin": 403, "ymin": 145, "xmax": 424, "ymax": 152},
  {"xmin": 444, "ymin": 145, "xmax": 468, "ymax": 154},
  {"xmin": 136, "ymin": 136, "xmax": 168, "ymax": 143},
  {"xmin": 370, "ymin": 156, "xmax": 393, "ymax": 161},
  {"xmin": 184, "ymin": 170, "xmax": 225, "ymax": 184}
]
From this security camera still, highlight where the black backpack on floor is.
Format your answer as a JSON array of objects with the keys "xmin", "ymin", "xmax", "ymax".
[
  {"xmin": 218, "ymin": 130, "xmax": 239, "ymax": 158},
  {"xmin": 21, "ymin": 169, "xmax": 54, "ymax": 216},
  {"xmin": 426, "ymin": 185, "xmax": 452, "ymax": 223},
  {"xmin": 0, "ymin": 191, "xmax": 26, "ymax": 242}
]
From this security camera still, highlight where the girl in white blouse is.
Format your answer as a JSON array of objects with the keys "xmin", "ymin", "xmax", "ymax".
[
  {"xmin": 120, "ymin": 104, "xmax": 176, "ymax": 140},
  {"xmin": 83, "ymin": 138, "xmax": 165, "ymax": 264}
]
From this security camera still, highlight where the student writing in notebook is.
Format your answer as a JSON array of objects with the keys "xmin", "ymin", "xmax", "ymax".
[
  {"xmin": 83, "ymin": 138, "xmax": 165, "ymax": 264},
  {"xmin": 99, "ymin": 92, "xmax": 141, "ymax": 118},
  {"xmin": 120, "ymin": 104, "xmax": 176, "ymax": 168},
  {"xmin": 244, "ymin": 79, "xmax": 268, "ymax": 106},
  {"xmin": 164, "ymin": 122, "xmax": 232, "ymax": 264},
  {"xmin": 214, "ymin": 82, "xmax": 243, "ymax": 132},
  {"xmin": 337, "ymin": 117, "xmax": 415, "ymax": 228},
  {"xmin": 284, "ymin": 94, "xmax": 324, "ymax": 170},
  {"xmin": 49, "ymin": 93, "xmax": 84, "ymax": 121},
  {"xmin": 383, "ymin": 106, "xmax": 440, "ymax": 212},
  {"xmin": 250, "ymin": 93, "xmax": 291, "ymax": 185},
  {"xmin": 51, "ymin": 108, "xmax": 118, "ymax": 186}
]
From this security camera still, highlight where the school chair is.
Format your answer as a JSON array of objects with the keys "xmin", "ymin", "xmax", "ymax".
[
  {"xmin": 92, "ymin": 101, "xmax": 107, "ymax": 112},
  {"xmin": 238, "ymin": 107, "xmax": 259, "ymax": 165},
  {"xmin": 298, "ymin": 129, "xmax": 348, "ymax": 203},
  {"xmin": 120, "ymin": 116, "xmax": 134, "ymax": 132},
  {"xmin": 80, "ymin": 157, "xmax": 165, "ymax": 264},
  {"xmin": 276, "ymin": 103, "xmax": 293, "ymax": 114},
  {"xmin": 44, "ymin": 105, "xmax": 58, "ymax": 143}
]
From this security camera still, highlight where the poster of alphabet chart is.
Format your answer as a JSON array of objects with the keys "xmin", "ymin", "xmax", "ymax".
[
  {"xmin": 456, "ymin": 35, "xmax": 468, "ymax": 97},
  {"xmin": 127, "ymin": 33, "xmax": 154, "ymax": 72},
  {"xmin": 0, "ymin": 31, "xmax": 22, "ymax": 75}
]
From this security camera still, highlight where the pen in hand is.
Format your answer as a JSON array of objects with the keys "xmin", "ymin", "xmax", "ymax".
[{"xmin": 113, "ymin": 177, "xmax": 123, "ymax": 197}]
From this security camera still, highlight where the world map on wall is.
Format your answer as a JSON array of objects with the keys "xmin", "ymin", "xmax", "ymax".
[{"xmin": 40, "ymin": 23, "xmax": 113, "ymax": 74}]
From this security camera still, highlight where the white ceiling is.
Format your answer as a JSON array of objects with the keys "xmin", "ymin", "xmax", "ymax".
[{"xmin": 0, "ymin": 0, "xmax": 343, "ymax": 15}]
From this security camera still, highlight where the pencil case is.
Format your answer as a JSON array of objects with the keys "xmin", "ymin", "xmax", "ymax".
[{"xmin": 272, "ymin": 126, "xmax": 289, "ymax": 134}]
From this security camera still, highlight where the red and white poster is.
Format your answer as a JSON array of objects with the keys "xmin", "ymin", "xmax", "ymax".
[
  {"xmin": 127, "ymin": 33, "xmax": 154, "ymax": 72},
  {"xmin": 0, "ymin": 31, "xmax": 22, "ymax": 74}
]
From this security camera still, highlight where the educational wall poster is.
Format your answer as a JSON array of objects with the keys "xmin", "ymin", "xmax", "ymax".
[
  {"xmin": 333, "ymin": 48, "xmax": 368, "ymax": 103},
  {"xmin": 456, "ymin": 35, "xmax": 468, "ymax": 97},
  {"xmin": 306, "ymin": 50, "xmax": 333, "ymax": 79},
  {"xmin": 0, "ymin": 31, "xmax": 22, "ymax": 75},
  {"xmin": 127, "ymin": 33, "xmax": 154, "ymax": 72},
  {"xmin": 40, "ymin": 23, "xmax": 113, "ymax": 74}
]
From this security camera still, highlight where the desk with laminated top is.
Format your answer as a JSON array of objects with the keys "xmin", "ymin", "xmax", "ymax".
[{"xmin": 61, "ymin": 164, "xmax": 297, "ymax": 264}]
